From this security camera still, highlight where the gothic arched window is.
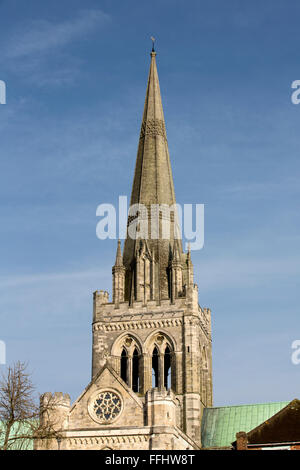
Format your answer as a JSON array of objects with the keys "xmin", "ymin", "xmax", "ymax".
[
  {"xmin": 152, "ymin": 347, "xmax": 159, "ymax": 388},
  {"xmin": 116, "ymin": 336, "xmax": 141, "ymax": 393},
  {"xmin": 147, "ymin": 333, "xmax": 175, "ymax": 392}
]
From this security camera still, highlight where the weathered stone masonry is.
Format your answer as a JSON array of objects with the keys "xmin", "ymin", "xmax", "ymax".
[{"xmin": 36, "ymin": 49, "xmax": 212, "ymax": 451}]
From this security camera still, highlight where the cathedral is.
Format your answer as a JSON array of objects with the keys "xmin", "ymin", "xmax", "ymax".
[
  {"xmin": 36, "ymin": 48, "xmax": 299, "ymax": 451},
  {"xmin": 37, "ymin": 47, "xmax": 212, "ymax": 451}
]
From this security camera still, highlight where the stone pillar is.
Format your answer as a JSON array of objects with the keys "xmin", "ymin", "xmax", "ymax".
[
  {"xmin": 182, "ymin": 314, "xmax": 202, "ymax": 445},
  {"xmin": 236, "ymin": 432, "xmax": 248, "ymax": 450},
  {"xmin": 127, "ymin": 356, "xmax": 132, "ymax": 388},
  {"xmin": 144, "ymin": 257, "xmax": 151, "ymax": 303},
  {"xmin": 157, "ymin": 352, "xmax": 163, "ymax": 389},
  {"xmin": 159, "ymin": 352, "xmax": 164, "ymax": 390},
  {"xmin": 135, "ymin": 252, "xmax": 142, "ymax": 302},
  {"xmin": 143, "ymin": 354, "xmax": 152, "ymax": 393},
  {"xmin": 150, "ymin": 253, "xmax": 156, "ymax": 300}
]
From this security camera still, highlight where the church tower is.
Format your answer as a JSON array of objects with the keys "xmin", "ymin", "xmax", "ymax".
[{"xmin": 37, "ymin": 47, "xmax": 213, "ymax": 451}]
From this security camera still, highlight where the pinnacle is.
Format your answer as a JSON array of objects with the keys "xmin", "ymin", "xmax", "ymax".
[{"xmin": 114, "ymin": 239, "xmax": 123, "ymax": 267}]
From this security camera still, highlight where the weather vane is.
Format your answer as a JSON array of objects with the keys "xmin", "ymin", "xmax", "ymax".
[{"xmin": 151, "ymin": 36, "xmax": 155, "ymax": 52}]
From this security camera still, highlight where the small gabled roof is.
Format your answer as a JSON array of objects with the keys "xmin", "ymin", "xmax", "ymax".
[{"xmin": 70, "ymin": 362, "xmax": 143, "ymax": 413}]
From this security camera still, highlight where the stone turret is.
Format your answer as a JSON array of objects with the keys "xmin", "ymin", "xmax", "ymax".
[
  {"xmin": 40, "ymin": 392, "xmax": 70, "ymax": 430},
  {"xmin": 37, "ymin": 392, "xmax": 71, "ymax": 450}
]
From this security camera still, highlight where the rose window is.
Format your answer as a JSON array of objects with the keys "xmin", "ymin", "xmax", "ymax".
[{"xmin": 91, "ymin": 391, "xmax": 122, "ymax": 423}]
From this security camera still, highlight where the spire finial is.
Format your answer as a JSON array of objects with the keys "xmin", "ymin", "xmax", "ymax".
[
  {"xmin": 114, "ymin": 239, "xmax": 123, "ymax": 267},
  {"xmin": 151, "ymin": 36, "xmax": 155, "ymax": 52}
]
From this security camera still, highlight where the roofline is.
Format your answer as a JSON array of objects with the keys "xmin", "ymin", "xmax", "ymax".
[
  {"xmin": 247, "ymin": 441, "xmax": 300, "ymax": 447},
  {"xmin": 204, "ymin": 400, "xmax": 291, "ymax": 410}
]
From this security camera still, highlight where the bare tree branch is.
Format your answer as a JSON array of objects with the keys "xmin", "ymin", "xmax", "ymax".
[{"xmin": 0, "ymin": 361, "xmax": 61, "ymax": 450}]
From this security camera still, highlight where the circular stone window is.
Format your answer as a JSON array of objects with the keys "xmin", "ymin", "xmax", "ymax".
[{"xmin": 89, "ymin": 390, "xmax": 123, "ymax": 424}]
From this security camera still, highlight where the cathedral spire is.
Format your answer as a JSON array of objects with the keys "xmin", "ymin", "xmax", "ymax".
[
  {"xmin": 123, "ymin": 49, "xmax": 183, "ymax": 301},
  {"xmin": 125, "ymin": 48, "xmax": 177, "ymax": 221}
]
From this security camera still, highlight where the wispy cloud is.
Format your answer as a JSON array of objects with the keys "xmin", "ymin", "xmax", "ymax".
[
  {"xmin": 220, "ymin": 177, "xmax": 300, "ymax": 199},
  {"xmin": 0, "ymin": 93, "xmax": 137, "ymax": 205},
  {"xmin": 3, "ymin": 10, "xmax": 110, "ymax": 59},
  {"xmin": 0, "ymin": 266, "xmax": 111, "ymax": 327},
  {"xmin": 0, "ymin": 264, "xmax": 110, "ymax": 398},
  {"xmin": 198, "ymin": 255, "xmax": 300, "ymax": 291},
  {"xmin": 0, "ymin": 268, "xmax": 106, "ymax": 289},
  {"xmin": 2, "ymin": 249, "xmax": 296, "ymax": 294},
  {"xmin": 1, "ymin": 9, "xmax": 110, "ymax": 87}
]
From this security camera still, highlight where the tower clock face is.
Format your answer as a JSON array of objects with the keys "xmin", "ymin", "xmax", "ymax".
[{"xmin": 88, "ymin": 390, "xmax": 123, "ymax": 424}]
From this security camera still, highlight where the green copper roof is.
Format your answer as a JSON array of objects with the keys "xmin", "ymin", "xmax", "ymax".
[
  {"xmin": 0, "ymin": 422, "xmax": 34, "ymax": 450},
  {"xmin": 201, "ymin": 401, "xmax": 289, "ymax": 448}
]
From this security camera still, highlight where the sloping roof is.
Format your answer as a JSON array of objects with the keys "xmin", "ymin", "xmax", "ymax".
[
  {"xmin": 201, "ymin": 401, "xmax": 289, "ymax": 448},
  {"xmin": 69, "ymin": 362, "xmax": 143, "ymax": 413},
  {"xmin": 246, "ymin": 399, "xmax": 300, "ymax": 445}
]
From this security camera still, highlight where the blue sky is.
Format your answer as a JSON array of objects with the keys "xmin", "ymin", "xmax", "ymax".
[{"xmin": 0, "ymin": 0, "xmax": 300, "ymax": 406}]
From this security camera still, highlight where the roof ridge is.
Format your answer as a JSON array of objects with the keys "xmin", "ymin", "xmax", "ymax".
[{"xmin": 204, "ymin": 400, "xmax": 290, "ymax": 410}]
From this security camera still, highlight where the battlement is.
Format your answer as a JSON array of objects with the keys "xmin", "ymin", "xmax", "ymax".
[
  {"xmin": 93, "ymin": 290, "xmax": 109, "ymax": 305},
  {"xmin": 93, "ymin": 284, "xmax": 200, "ymax": 321},
  {"xmin": 40, "ymin": 392, "xmax": 71, "ymax": 409},
  {"xmin": 146, "ymin": 387, "xmax": 176, "ymax": 402}
]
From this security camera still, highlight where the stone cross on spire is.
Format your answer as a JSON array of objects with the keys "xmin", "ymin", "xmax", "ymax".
[{"xmin": 151, "ymin": 36, "xmax": 155, "ymax": 52}]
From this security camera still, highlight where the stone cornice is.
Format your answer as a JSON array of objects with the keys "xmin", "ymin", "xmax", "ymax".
[{"xmin": 93, "ymin": 317, "xmax": 183, "ymax": 332}]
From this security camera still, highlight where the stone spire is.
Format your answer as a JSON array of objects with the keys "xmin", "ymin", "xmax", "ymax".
[
  {"xmin": 126, "ymin": 49, "xmax": 177, "ymax": 213},
  {"xmin": 122, "ymin": 49, "xmax": 184, "ymax": 302}
]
